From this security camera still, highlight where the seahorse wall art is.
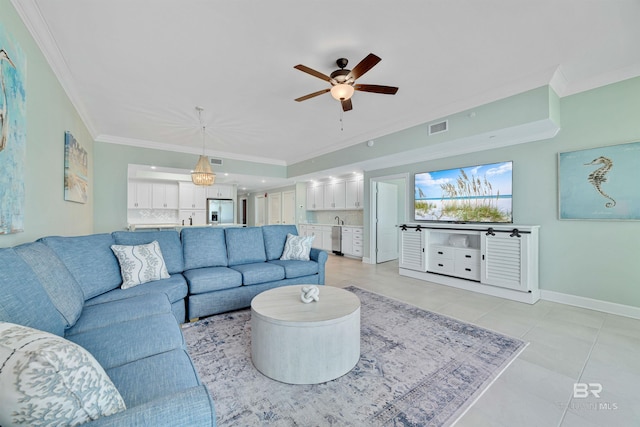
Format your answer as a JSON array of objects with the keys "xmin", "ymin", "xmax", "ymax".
[{"xmin": 584, "ymin": 156, "xmax": 616, "ymax": 208}]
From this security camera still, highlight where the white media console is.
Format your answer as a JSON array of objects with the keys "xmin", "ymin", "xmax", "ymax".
[{"xmin": 399, "ymin": 223, "xmax": 540, "ymax": 304}]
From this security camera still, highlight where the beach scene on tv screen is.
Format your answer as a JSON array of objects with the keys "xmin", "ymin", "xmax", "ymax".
[{"xmin": 415, "ymin": 161, "xmax": 513, "ymax": 222}]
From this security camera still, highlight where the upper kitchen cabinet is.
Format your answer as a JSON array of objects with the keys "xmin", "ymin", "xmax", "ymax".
[
  {"xmin": 306, "ymin": 184, "xmax": 324, "ymax": 211},
  {"xmin": 127, "ymin": 181, "xmax": 153, "ymax": 209},
  {"xmin": 323, "ymin": 181, "xmax": 346, "ymax": 210},
  {"xmin": 152, "ymin": 183, "xmax": 179, "ymax": 209},
  {"xmin": 345, "ymin": 176, "xmax": 364, "ymax": 209},
  {"xmin": 179, "ymin": 182, "xmax": 207, "ymax": 210},
  {"xmin": 207, "ymin": 184, "xmax": 235, "ymax": 199}
]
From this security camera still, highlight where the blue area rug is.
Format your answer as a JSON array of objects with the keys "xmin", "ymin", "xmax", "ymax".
[{"xmin": 183, "ymin": 286, "xmax": 526, "ymax": 426}]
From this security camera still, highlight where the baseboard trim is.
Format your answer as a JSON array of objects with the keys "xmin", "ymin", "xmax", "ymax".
[{"xmin": 540, "ymin": 290, "xmax": 640, "ymax": 319}]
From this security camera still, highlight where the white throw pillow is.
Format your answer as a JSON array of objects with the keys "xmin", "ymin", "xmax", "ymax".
[
  {"xmin": 110, "ymin": 240, "xmax": 170, "ymax": 289},
  {"xmin": 280, "ymin": 233, "xmax": 315, "ymax": 261},
  {"xmin": 0, "ymin": 322, "xmax": 126, "ymax": 427}
]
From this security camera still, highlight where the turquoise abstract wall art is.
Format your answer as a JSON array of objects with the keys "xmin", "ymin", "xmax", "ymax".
[
  {"xmin": 559, "ymin": 141, "xmax": 640, "ymax": 220},
  {"xmin": 0, "ymin": 24, "xmax": 26, "ymax": 234}
]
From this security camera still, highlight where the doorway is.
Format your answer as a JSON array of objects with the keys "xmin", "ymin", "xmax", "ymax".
[{"xmin": 369, "ymin": 173, "xmax": 408, "ymax": 264}]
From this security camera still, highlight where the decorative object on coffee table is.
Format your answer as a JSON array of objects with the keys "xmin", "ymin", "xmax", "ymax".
[{"xmin": 300, "ymin": 285, "xmax": 319, "ymax": 303}]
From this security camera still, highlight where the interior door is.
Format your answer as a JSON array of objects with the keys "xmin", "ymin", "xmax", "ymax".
[
  {"xmin": 268, "ymin": 192, "xmax": 282, "ymax": 224},
  {"xmin": 255, "ymin": 194, "xmax": 266, "ymax": 226},
  {"xmin": 282, "ymin": 190, "xmax": 295, "ymax": 224},
  {"xmin": 376, "ymin": 182, "xmax": 399, "ymax": 263}
]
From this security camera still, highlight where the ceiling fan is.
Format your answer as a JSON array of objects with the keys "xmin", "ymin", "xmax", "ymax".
[{"xmin": 294, "ymin": 53, "xmax": 398, "ymax": 112}]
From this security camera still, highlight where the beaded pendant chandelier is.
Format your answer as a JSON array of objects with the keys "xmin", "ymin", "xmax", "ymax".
[{"xmin": 191, "ymin": 106, "xmax": 215, "ymax": 186}]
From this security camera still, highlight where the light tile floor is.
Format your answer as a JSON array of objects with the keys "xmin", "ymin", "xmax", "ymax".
[{"xmin": 325, "ymin": 255, "xmax": 640, "ymax": 427}]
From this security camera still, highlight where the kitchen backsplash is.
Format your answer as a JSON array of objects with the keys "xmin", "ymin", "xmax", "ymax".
[
  {"xmin": 128, "ymin": 209, "xmax": 179, "ymax": 225},
  {"xmin": 306, "ymin": 210, "xmax": 363, "ymax": 226}
]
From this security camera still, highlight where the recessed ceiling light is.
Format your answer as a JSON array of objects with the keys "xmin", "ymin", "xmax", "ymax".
[
  {"xmin": 150, "ymin": 166, "xmax": 156, "ymax": 169},
  {"xmin": 224, "ymin": 173, "xmax": 229, "ymax": 176}
]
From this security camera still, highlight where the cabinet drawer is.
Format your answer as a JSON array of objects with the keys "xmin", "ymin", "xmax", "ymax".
[
  {"xmin": 352, "ymin": 246, "xmax": 363, "ymax": 256},
  {"xmin": 428, "ymin": 258, "xmax": 454, "ymax": 274},
  {"xmin": 454, "ymin": 249, "xmax": 480, "ymax": 265},
  {"xmin": 353, "ymin": 238, "xmax": 362, "ymax": 247},
  {"xmin": 353, "ymin": 227, "xmax": 363, "ymax": 235},
  {"xmin": 353, "ymin": 233, "xmax": 363, "ymax": 242},
  {"xmin": 429, "ymin": 245, "xmax": 454, "ymax": 260},
  {"xmin": 454, "ymin": 263, "xmax": 481, "ymax": 281}
]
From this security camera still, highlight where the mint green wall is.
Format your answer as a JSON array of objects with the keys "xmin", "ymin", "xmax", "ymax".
[
  {"xmin": 288, "ymin": 86, "xmax": 558, "ymax": 176},
  {"xmin": 0, "ymin": 1, "xmax": 93, "ymax": 248},
  {"xmin": 93, "ymin": 141, "xmax": 287, "ymax": 232},
  {"xmin": 364, "ymin": 77, "xmax": 640, "ymax": 307}
]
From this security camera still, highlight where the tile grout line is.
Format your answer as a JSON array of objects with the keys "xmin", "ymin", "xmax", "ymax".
[{"xmin": 556, "ymin": 314, "xmax": 607, "ymax": 427}]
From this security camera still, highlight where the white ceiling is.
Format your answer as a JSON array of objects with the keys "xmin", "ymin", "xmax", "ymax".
[{"xmin": 13, "ymin": 0, "xmax": 640, "ymax": 189}]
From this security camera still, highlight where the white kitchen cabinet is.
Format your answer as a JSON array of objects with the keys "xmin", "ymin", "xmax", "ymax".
[
  {"xmin": 152, "ymin": 183, "xmax": 179, "ymax": 209},
  {"xmin": 345, "ymin": 176, "xmax": 364, "ymax": 209},
  {"xmin": 323, "ymin": 181, "xmax": 346, "ymax": 210},
  {"xmin": 306, "ymin": 184, "xmax": 324, "ymax": 211},
  {"xmin": 127, "ymin": 181, "xmax": 153, "ymax": 209},
  {"xmin": 304, "ymin": 225, "xmax": 332, "ymax": 251},
  {"xmin": 342, "ymin": 226, "xmax": 363, "ymax": 258},
  {"xmin": 179, "ymin": 182, "xmax": 207, "ymax": 210},
  {"xmin": 321, "ymin": 227, "xmax": 332, "ymax": 251},
  {"xmin": 207, "ymin": 184, "xmax": 234, "ymax": 199}
]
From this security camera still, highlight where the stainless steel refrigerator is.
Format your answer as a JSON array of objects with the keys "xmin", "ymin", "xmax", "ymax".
[{"xmin": 207, "ymin": 199, "xmax": 234, "ymax": 225}]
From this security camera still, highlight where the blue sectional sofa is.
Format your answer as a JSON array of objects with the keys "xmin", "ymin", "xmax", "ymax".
[{"xmin": 0, "ymin": 224, "xmax": 327, "ymax": 426}]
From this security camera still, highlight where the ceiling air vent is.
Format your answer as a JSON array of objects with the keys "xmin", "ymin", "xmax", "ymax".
[
  {"xmin": 210, "ymin": 158, "xmax": 223, "ymax": 166},
  {"xmin": 429, "ymin": 120, "xmax": 448, "ymax": 135}
]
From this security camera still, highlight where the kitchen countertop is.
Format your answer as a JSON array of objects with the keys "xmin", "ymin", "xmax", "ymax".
[
  {"xmin": 128, "ymin": 223, "xmax": 244, "ymax": 231},
  {"xmin": 299, "ymin": 223, "xmax": 363, "ymax": 228}
]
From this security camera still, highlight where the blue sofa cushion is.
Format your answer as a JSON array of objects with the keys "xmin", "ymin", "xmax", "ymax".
[
  {"xmin": 112, "ymin": 231, "xmax": 185, "ymax": 274},
  {"xmin": 230, "ymin": 262, "xmax": 285, "ymax": 286},
  {"xmin": 225, "ymin": 227, "xmax": 267, "ymax": 266},
  {"xmin": 66, "ymin": 313, "xmax": 185, "ymax": 370},
  {"xmin": 40, "ymin": 234, "xmax": 122, "ymax": 299},
  {"xmin": 0, "ymin": 248, "xmax": 66, "ymax": 336},
  {"xmin": 13, "ymin": 242, "xmax": 85, "ymax": 328},
  {"xmin": 183, "ymin": 267, "xmax": 242, "ymax": 294},
  {"xmin": 181, "ymin": 227, "xmax": 228, "ymax": 269},
  {"xmin": 84, "ymin": 274, "xmax": 188, "ymax": 307},
  {"xmin": 268, "ymin": 259, "xmax": 319, "ymax": 279},
  {"xmin": 262, "ymin": 224, "xmax": 298, "ymax": 260},
  {"xmin": 66, "ymin": 293, "xmax": 173, "ymax": 337},
  {"xmin": 106, "ymin": 349, "xmax": 201, "ymax": 408}
]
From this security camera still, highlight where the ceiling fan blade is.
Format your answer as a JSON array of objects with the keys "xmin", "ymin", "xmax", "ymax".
[
  {"xmin": 347, "ymin": 53, "xmax": 381, "ymax": 80},
  {"xmin": 294, "ymin": 64, "xmax": 333, "ymax": 82},
  {"xmin": 342, "ymin": 98, "xmax": 353, "ymax": 112},
  {"xmin": 354, "ymin": 84, "xmax": 399, "ymax": 95},
  {"xmin": 294, "ymin": 88, "xmax": 330, "ymax": 102}
]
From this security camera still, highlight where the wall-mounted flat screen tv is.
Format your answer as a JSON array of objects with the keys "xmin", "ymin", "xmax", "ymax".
[{"xmin": 414, "ymin": 161, "xmax": 513, "ymax": 223}]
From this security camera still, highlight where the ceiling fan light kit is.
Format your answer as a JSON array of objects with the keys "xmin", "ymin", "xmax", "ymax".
[
  {"xmin": 191, "ymin": 106, "xmax": 216, "ymax": 186},
  {"xmin": 330, "ymin": 83, "xmax": 355, "ymax": 101},
  {"xmin": 294, "ymin": 53, "xmax": 398, "ymax": 112}
]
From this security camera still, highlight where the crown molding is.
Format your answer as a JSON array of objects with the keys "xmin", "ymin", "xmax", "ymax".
[{"xmin": 95, "ymin": 134, "xmax": 287, "ymax": 166}]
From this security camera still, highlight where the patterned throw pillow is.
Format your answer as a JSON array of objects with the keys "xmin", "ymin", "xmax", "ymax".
[
  {"xmin": 110, "ymin": 240, "xmax": 170, "ymax": 289},
  {"xmin": 280, "ymin": 233, "xmax": 315, "ymax": 261},
  {"xmin": 0, "ymin": 322, "xmax": 126, "ymax": 427}
]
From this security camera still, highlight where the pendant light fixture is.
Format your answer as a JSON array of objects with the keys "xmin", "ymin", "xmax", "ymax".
[{"xmin": 191, "ymin": 106, "xmax": 216, "ymax": 186}]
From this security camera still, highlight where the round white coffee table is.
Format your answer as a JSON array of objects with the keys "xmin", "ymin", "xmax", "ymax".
[{"xmin": 250, "ymin": 285, "xmax": 360, "ymax": 384}]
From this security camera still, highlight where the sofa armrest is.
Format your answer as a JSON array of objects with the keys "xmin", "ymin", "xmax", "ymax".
[
  {"xmin": 309, "ymin": 248, "xmax": 328, "ymax": 285},
  {"xmin": 86, "ymin": 386, "xmax": 216, "ymax": 427}
]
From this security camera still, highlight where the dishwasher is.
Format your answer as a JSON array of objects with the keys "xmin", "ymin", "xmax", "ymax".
[{"xmin": 331, "ymin": 226, "xmax": 343, "ymax": 256}]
